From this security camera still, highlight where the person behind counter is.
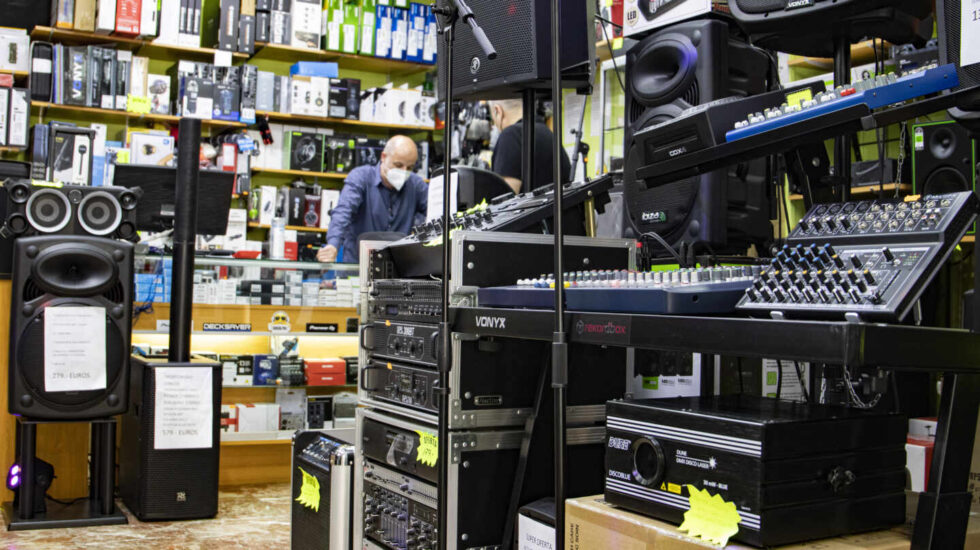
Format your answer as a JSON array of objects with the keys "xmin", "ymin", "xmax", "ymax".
[{"xmin": 316, "ymin": 135, "xmax": 428, "ymax": 263}]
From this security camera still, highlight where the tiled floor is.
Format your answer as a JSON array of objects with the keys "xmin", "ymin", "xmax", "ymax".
[{"xmin": 0, "ymin": 484, "xmax": 291, "ymax": 550}]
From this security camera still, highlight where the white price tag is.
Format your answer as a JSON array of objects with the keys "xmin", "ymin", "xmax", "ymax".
[
  {"xmin": 963, "ymin": 0, "xmax": 980, "ymax": 68},
  {"xmin": 44, "ymin": 307, "xmax": 106, "ymax": 392},
  {"xmin": 32, "ymin": 58, "xmax": 52, "ymax": 74},
  {"xmin": 154, "ymin": 367, "xmax": 213, "ymax": 450},
  {"xmin": 214, "ymin": 49, "xmax": 233, "ymax": 68}
]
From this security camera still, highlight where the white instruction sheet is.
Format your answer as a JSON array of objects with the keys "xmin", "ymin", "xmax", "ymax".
[
  {"xmin": 154, "ymin": 367, "xmax": 213, "ymax": 450},
  {"xmin": 44, "ymin": 306, "xmax": 106, "ymax": 392},
  {"xmin": 963, "ymin": 0, "xmax": 980, "ymax": 68}
]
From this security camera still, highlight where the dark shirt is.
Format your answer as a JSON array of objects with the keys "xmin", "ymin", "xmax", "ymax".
[
  {"xmin": 326, "ymin": 164, "xmax": 428, "ymax": 263},
  {"xmin": 491, "ymin": 120, "xmax": 571, "ymax": 190}
]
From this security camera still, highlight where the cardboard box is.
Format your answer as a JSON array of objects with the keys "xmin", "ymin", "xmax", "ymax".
[
  {"xmin": 292, "ymin": 0, "xmax": 322, "ymax": 49},
  {"xmin": 253, "ymin": 354, "xmax": 280, "ymax": 386},
  {"xmin": 285, "ymin": 131, "xmax": 324, "ymax": 172},
  {"xmin": 115, "ymin": 0, "xmax": 142, "ymax": 36},
  {"xmin": 218, "ymin": 0, "xmax": 239, "ymax": 50},
  {"xmin": 307, "ymin": 372, "xmax": 346, "ymax": 386},
  {"xmin": 130, "ymin": 132, "xmax": 175, "ymax": 166},
  {"xmin": 305, "ymin": 358, "xmax": 347, "ymax": 375},
  {"xmin": 565, "ymin": 495, "xmax": 980, "ymax": 550},
  {"xmin": 390, "ymin": 7, "xmax": 408, "ymax": 60},
  {"xmin": 235, "ymin": 402, "xmax": 280, "ymax": 432}
]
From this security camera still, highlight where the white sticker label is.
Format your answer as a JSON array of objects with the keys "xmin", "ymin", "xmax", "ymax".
[
  {"xmin": 116, "ymin": 50, "xmax": 133, "ymax": 62},
  {"xmin": 963, "ymin": 0, "xmax": 980, "ymax": 68},
  {"xmin": 214, "ymin": 49, "xmax": 233, "ymax": 67},
  {"xmin": 518, "ymin": 514, "xmax": 555, "ymax": 550},
  {"xmin": 154, "ymin": 367, "xmax": 213, "ymax": 450},
  {"xmin": 32, "ymin": 58, "xmax": 52, "ymax": 74},
  {"xmin": 44, "ymin": 307, "xmax": 106, "ymax": 392}
]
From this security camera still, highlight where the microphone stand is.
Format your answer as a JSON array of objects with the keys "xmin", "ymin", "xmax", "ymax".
[{"xmin": 431, "ymin": 3, "xmax": 495, "ymax": 549}]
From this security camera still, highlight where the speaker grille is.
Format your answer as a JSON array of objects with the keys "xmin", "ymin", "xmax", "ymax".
[
  {"xmin": 451, "ymin": 0, "xmax": 536, "ymax": 88},
  {"xmin": 734, "ymin": 0, "xmax": 786, "ymax": 14},
  {"xmin": 22, "ymin": 278, "xmax": 43, "ymax": 302},
  {"xmin": 103, "ymin": 280, "xmax": 125, "ymax": 304}
]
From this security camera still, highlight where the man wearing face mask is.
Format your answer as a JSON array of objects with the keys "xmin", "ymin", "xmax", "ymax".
[
  {"xmin": 317, "ymin": 135, "xmax": 427, "ymax": 263},
  {"xmin": 489, "ymin": 98, "xmax": 571, "ymax": 194}
]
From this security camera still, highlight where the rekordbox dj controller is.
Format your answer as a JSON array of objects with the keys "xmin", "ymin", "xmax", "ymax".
[{"xmin": 737, "ymin": 191, "xmax": 978, "ymax": 321}]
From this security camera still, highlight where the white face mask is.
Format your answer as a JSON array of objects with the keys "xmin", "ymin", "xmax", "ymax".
[
  {"xmin": 489, "ymin": 126, "xmax": 501, "ymax": 149},
  {"xmin": 386, "ymin": 168, "xmax": 411, "ymax": 191}
]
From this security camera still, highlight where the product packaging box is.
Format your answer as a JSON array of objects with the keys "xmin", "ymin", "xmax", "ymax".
[
  {"xmin": 276, "ymin": 388, "xmax": 307, "ymax": 429},
  {"xmin": 358, "ymin": 0, "xmax": 376, "ymax": 55},
  {"xmin": 292, "ymin": 0, "xmax": 322, "ymax": 48},
  {"xmin": 235, "ymin": 402, "xmax": 280, "ymax": 432},
  {"xmin": 390, "ymin": 7, "xmax": 408, "ymax": 60},
  {"xmin": 405, "ymin": 3, "xmax": 425, "ymax": 63},
  {"xmin": 115, "ymin": 0, "xmax": 142, "ymax": 36},
  {"xmin": 289, "ymin": 61, "xmax": 340, "ymax": 79},
  {"xmin": 147, "ymin": 73, "xmax": 171, "ymax": 114},
  {"xmin": 340, "ymin": 2, "xmax": 360, "ymax": 54},
  {"xmin": 323, "ymin": 0, "xmax": 343, "ymax": 51},
  {"xmin": 221, "ymin": 354, "xmax": 254, "ymax": 386},
  {"xmin": 139, "ymin": 0, "xmax": 158, "ymax": 37},
  {"xmin": 130, "ymin": 132, "xmax": 175, "ymax": 166},
  {"xmin": 220, "ymin": 404, "xmax": 238, "ymax": 432},
  {"xmin": 285, "ymin": 131, "xmax": 324, "ymax": 172},
  {"xmin": 218, "ymin": 0, "xmax": 239, "ymax": 50},
  {"xmin": 374, "ymin": 5, "xmax": 392, "ymax": 58},
  {"xmin": 328, "ymin": 78, "xmax": 361, "ymax": 120},
  {"xmin": 252, "ymin": 354, "xmax": 280, "ymax": 386},
  {"xmin": 259, "ymin": 185, "xmax": 277, "ymax": 226},
  {"xmin": 319, "ymin": 189, "xmax": 340, "ymax": 229}
]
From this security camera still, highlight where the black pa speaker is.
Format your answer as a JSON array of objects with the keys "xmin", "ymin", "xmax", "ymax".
[
  {"xmin": 729, "ymin": 0, "xmax": 933, "ymax": 57},
  {"xmin": 8, "ymin": 235, "xmax": 133, "ymax": 419},
  {"xmin": 119, "ymin": 356, "xmax": 222, "ymax": 521},
  {"xmin": 3, "ymin": 180, "xmax": 140, "ymax": 242},
  {"xmin": 435, "ymin": 0, "xmax": 594, "ymax": 100},
  {"xmin": 913, "ymin": 120, "xmax": 977, "ymax": 199},
  {"xmin": 622, "ymin": 19, "xmax": 771, "ymax": 254}
]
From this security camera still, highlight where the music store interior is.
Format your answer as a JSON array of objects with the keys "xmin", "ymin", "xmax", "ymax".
[{"xmin": 0, "ymin": 0, "xmax": 979, "ymax": 548}]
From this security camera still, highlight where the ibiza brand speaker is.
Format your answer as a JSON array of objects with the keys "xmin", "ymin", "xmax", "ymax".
[
  {"xmin": 729, "ymin": 0, "xmax": 933, "ymax": 57},
  {"xmin": 937, "ymin": 0, "xmax": 980, "ymax": 129},
  {"xmin": 2, "ymin": 180, "xmax": 139, "ymax": 241},
  {"xmin": 436, "ymin": 0, "xmax": 594, "ymax": 100},
  {"xmin": 913, "ymin": 121, "xmax": 977, "ymax": 199},
  {"xmin": 119, "ymin": 356, "xmax": 222, "ymax": 521},
  {"xmin": 8, "ymin": 235, "xmax": 133, "ymax": 419},
  {"xmin": 623, "ymin": 20, "xmax": 771, "ymax": 254}
]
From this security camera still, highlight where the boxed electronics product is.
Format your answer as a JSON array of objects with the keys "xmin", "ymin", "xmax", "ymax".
[
  {"xmin": 278, "ymin": 359, "xmax": 306, "ymax": 387},
  {"xmin": 0, "ymin": 29, "xmax": 30, "ymax": 74},
  {"xmin": 235, "ymin": 403, "xmax": 280, "ymax": 432},
  {"xmin": 213, "ymin": 66, "xmax": 241, "ymax": 121},
  {"xmin": 358, "ymin": 0, "xmax": 376, "ymax": 55},
  {"xmin": 622, "ymin": 0, "xmax": 720, "ymax": 37},
  {"xmin": 285, "ymin": 131, "xmax": 324, "ymax": 172},
  {"xmin": 306, "ymin": 396, "xmax": 333, "ymax": 429},
  {"xmin": 323, "ymin": 0, "xmax": 344, "ymax": 51},
  {"xmin": 292, "ymin": 0, "xmax": 322, "ymax": 49},
  {"xmin": 323, "ymin": 136, "xmax": 353, "ymax": 173},
  {"xmin": 406, "ymin": 3, "xmax": 425, "ymax": 63},
  {"xmin": 145, "ymin": 73, "xmax": 170, "ymax": 114},
  {"xmin": 374, "ymin": 5, "xmax": 392, "ymax": 58},
  {"xmin": 221, "ymin": 354, "xmax": 254, "ymax": 386},
  {"xmin": 115, "ymin": 50, "xmax": 132, "ymax": 109},
  {"xmin": 289, "ymin": 61, "xmax": 340, "ymax": 78},
  {"xmin": 49, "ymin": 124, "xmax": 95, "ymax": 185},
  {"xmin": 219, "ymin": 0, "xmax": 240, "ymax": 50},
  {"xmin": 239, "ymin": 64, "xmax": 258, "ymax": 123},
  {"xmin": 280, "ymin": 185, "xmax": 308, "ymax": 226},
  {"xmin": 220, "ymin": 404, "xmax": 238, "ymax": 432},
  {"xmin": 340, "ymin": 2, "xmax": 360, "ymax": 54},
  {"xmin": 180, "ymin": 75, "xmax": 214, "ymax": 118},
  {"xmin": 276, "ymin": 388, "xmax": 307, "ymax": 430},
  {"xmin": 319, "ymin": 189, "xmax": 340, "ymax": 229},
  {"xmin": 354, "ymin": 137, "xmax": 385, "ymax": 167},
  {"xmin": 0, "ymin": 89, "xmax": 9, "ymax": 147},
  {"xmin": 390, "ymin": 7, "xmax": 409, "ymax": 60},
  {"xmin": 258, "ymin": 185, "xmax": 277, "ymax": 225},
  {"xmin": 6, "ymin": 88, "xmax": 29, "ymax": 149},
  {"xmin": 256, "ymin": 70, "xmax": 276, "ymax": 111},
  {"xmin": 130, "ymin": 132, "xmax": 175, "ymax": 166},
  {"xmin": 253, "ymin": 354, "xmax": 280, "ymax": 386},
  {"xmin": 328, "ymin": 78, "xmax": 361, "ymax": 119},
  {"xmin": 115, "ymin": 0, "xmax": 142, "ymax": 36},
  {"xmin": 422, "ymin": 3, "xmax": 436, "ymax": 63}
]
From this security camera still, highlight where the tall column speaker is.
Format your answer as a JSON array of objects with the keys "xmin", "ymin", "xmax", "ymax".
[
  {"xmin": 622, "ymin": 19, "xmax": 771, "ymax": 254},
  {"xmin": 8, "ymin": 235, "xmax": 133, "ymax": 419}
]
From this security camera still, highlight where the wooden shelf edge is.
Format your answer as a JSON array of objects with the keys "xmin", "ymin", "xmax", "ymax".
[
  {"xmin": 787, "ymin": 40, "xmax": 891, "ymax": 69},
  {"xmin": 32, "ymin": 101, "xmax": 246, "ymax": 127},
  {"xmin": 253, "ymin": 41, "xmax": 433, "ymax": 71},
  {"xmin": 0, "ymin": 69, "xmax": 28, "ymax": 78},
  {"xmin": 256, "ymin": 110, "xmax": 434, "ymax": 132},
  {"xmin": 252, "ymin": 167, "xmax": 348, "ymax": 179},
  {"xmin": 248, "ymin": 222, "xmax": 330, "ymax": 233},
  {"xmin": 30, "ymin": 26, "xmax": 248, "ymax": 58}
]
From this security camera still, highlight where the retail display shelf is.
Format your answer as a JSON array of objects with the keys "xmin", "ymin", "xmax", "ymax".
[
  {"xmin": 255, "ymin": 109, "xmax": 435, "ymax": 132},
  {"xmin": 247, "ymin": 222, "xmax": 330, "ymax": 233},
  {"xmin": 32, "ymin": 101, "xmax": 247, "ymax": 127},
  {"xmin": 132, "ymin": 330, "xmax": 356, "ymax": 336},
  {"xmin": 131, "ymin": 303, "xmax": 358, "ymax": 333},
  {"xmin": 134, "ymin": 254, "xmax": 353, "ymax": 270},
  {"xmin": 251, "ymin": 167, "xmax": 348, "ymax": 179},
  {"xmin": 220, "ymin": 431, "xmax": 295, "ymax": 445},
  {"xmin": 788, "ymin": 183, "xmax": 912, "ymax": 201},
  {"xmin": 252, "ymin": 41, "xmax": 433, "ymax": 74},
  {"xmin": 0, "ymin": 69, "xmax": 28, "ymax": 78},
  {"xmin": 30, "ymin": 26, "xmax": 250, "ymax": 59}
]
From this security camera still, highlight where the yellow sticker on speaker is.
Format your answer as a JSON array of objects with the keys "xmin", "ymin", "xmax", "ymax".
[
  {"xmin": 612, "ymin": 37, "xmax": 624, "ymax": 50},
  {"xmin": 785, "ymin": 89, "xmax": 813, "ymax": 109},
  {"xmin": 667, "ymin": 482, "xmax": 682, "ymax": 495},
  {"xmin": 295, "ymin": 467, "xmax": 321, "ymax": 512},
  {"xmin": 678, "ymin": 486, "xmax": 741, "ymax": 547},
  {"xmin": 415, "ymin": 430, "xmax": 438, "ymax": 467}
]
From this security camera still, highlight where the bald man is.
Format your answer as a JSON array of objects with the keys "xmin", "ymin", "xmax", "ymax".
[{"xmin": 318, "ymin": 135, "xmax": 427, "ymax": 263}]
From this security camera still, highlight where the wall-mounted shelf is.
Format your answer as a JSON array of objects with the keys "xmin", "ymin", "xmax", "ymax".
[
  {"xmin": 131, "ymin": 303, "xmax": 357, "ymax": 333},
  {"xmin": 0, "ymin": 69, "xmax": 28, "ymax": 79},
  {"xmin": 133, "ymin": 329, "xmax": 356, "ymax": 336},
  {"xmin": 256, "ymin": 109, "xmax": 434, "ymax": 132},
  {"xmin": 30, "ymin": 26, "xmax": 250, "ymax": 60},
  {"xmin": 252, "ymin": 41, "xmax": 433, "ymax": 75},
  {"xmin": 248, "ymin": 222, "xmax": 329, "ymax": 233},
  {"xmin": 787, "ymin": 40, "xmax": 891, "ymax": 70},
  {"xmin": 32, "ymin": 101, "xmax": 247, "ymax": 128},
  {"xmin": 788, "ymin": 183, "xmax": 912, "ymax": 201},
  {"xmin": 251, "ymin": 167, "xmax": 347, "ymax": 180},
  {"xmin": 0, "ymin": 146, "xmax": 26, "ymax": 153}
]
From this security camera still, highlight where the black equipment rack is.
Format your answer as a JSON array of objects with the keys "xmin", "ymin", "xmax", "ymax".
[{"xmin": 450, "ymin": 304, "xmax": 980, "ymax": 549}]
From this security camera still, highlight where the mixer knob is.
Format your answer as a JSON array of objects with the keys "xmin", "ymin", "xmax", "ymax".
[
  {"xmin": 831, "ymin": 254, "xmax": 844, "ymax": 268},
  {"xmin": 799, "ymin": 220, "xmax": 810, "ymax": 232},
  {"xmin": 863, "ymin": 269, "xmax": 875, "ymax": 285},
  {"xmin": 850, "ymin": 288, "xmax": 863, "ymax": 303},
  {"xmin": 773, "ymin": 288, "xmax": 787, "ymax": 302},
  {"xmin": 803, "ymin": 288, "xmax": 817, "ymax": 303},
  {"xmin": 760, "ymin": 288, "xmax": 774, "ymax": 302},
  {"xmin": 856, "ymin": 279, "xmax": 868, "ymax": 292},
  {"xmin": 788, "ymin": 288, "xmax": 802, "ymax": 302},
  {"xmin": 850, "ymin": 255, "xmax": 863, "ymax": 269},
  {"xmin": 825, "ymin": 218, "xmax": 837, "ymax": 231},
  {"xmin": 847, "ymin": 270, "xmax": 859, "ymax": 284},
  {"xmin": 746, "ymin": 288, "xmax": 760, "ymax": 302},
  {"xmin": 881, "ymin": 247, "xmax": 896, "ymax": 263},
  {"xmin": 840, "ymin": 217, "xmax": 852, "ymax": 230},
  {"xmin": 818, "ymin": 289, "xmax": 832, "ymax": 303},
  {"xmin": 833, "ymin": 288, "xmax": 847, "ymax": 303},
  {"xmin": 831, "ymin": 270, "xmax": 843, "ymax": 284},
  {"xmin": 868, "ymin": 291, "xmax": 882, "ymax": 304}
]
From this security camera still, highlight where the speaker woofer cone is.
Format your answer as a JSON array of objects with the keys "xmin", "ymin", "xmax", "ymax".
[
  {"xmin": 929, "ymin": 127, "xmax": 959, "ymax": 160},
  {"xmin": 77, "ymin": 191, "xmax": 123, "ymax": 236},
  {"xmin": 630, "ymin": 36, "xmax": 698, "ymax": 106},
  {"xmin": 8, "ymin": 181, "xmax": 32, "ymax": 204},
  {"xmin": 924, "ymin": 166, "xmax": 970, "ymax": 194},
  {"xmin": 26, "ymin": 189, "xmax": 72, "ymax": 234}
]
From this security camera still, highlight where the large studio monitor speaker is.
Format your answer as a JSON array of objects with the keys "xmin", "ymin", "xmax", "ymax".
[
  {"xmin": 913, "ymin": 120, "xmax": 977, "ymax": 203},
  {"xmin": 8, "ymin": 235, "xmax": 133, "ymax": 419},
  {"xmin": 729, "ymin": 0, "xmax": 933, "ymax": 57},
  {"xmin": 119, "ymin": 356, "xmax": 222, "ymax": 521},
  {"xmin": 436, "ymin": 0, "xmax": 594, "ymax": 99},
  {"xmin": 623, "ymin": 19, "xmax": 771, "ymax": 254},
  {"xmin": 2, "ymin": 180, "xmax": 139, "ymax": 241}
]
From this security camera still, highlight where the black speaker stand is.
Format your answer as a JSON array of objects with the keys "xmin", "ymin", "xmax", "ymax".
[{"xmin": 4, "ymin": 417, "xmax": 126, "ymax": 530}]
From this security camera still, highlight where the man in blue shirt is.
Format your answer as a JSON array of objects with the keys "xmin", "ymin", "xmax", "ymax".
[{"xmin": 317, "ymin": 135, "xmax": 428, "ymax": 263}]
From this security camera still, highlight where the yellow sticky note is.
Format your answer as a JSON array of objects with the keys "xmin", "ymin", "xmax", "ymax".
[
  {"xmin": 612, "ymin": 37, "xmax": 624, "ymax": 50},
  {"xmin": 678, "ymin": 485, "xmax": 741, "ymax": 547},
  {"xmin": 295, "ymin": 467, "xmax": 321, "ymax": 512},
  {"xmin": 127, "ymin": 95, "xmax": 152, "ymax": 114},
  {"xmin": 415, "ymin": 430, "xmax": 438, "ymax": 467},
  {"xmin": 785, "ymin": 89, "xmax": 812, "ymax": 109}
]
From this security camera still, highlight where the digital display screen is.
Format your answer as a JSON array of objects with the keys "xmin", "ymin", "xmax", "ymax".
[{"xmin": 386, "ymin": 305, "xmax": 399, "ymax": 315}]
